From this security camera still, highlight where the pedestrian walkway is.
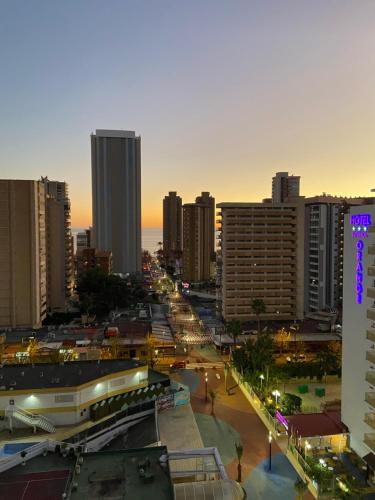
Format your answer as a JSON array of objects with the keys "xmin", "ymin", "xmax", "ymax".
[{"xmin": 173, "ymin": 348, "xmax": 311, "ymax": 499}]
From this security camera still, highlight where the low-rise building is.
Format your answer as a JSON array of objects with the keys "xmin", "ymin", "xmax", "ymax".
[
  {"xmin": 76, "ymin": 248, "xmax": 113, "ymax": 279},
  {"xmin": 0, "ymin": 359, "xmax": 149, "ymax": 428}
]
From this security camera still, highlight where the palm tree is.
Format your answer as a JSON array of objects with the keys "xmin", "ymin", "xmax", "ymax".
[
  {"xmin": 235, "ymin": 441, "xmax": 244, "ymax": 482},
  {"xmin": 209, "ymin": 389, "xmax": 218, "ymax": 416},
  {"xmin": 251, "ymin": 299, "xmax": 266, "ymax": 333},
  {"xmin": 227, "ymin": 320, "xmax": 242, "ymax": 349},
  {"xmin": 294, "ymin": 478, "xmax": 307, "ymax": 499}
]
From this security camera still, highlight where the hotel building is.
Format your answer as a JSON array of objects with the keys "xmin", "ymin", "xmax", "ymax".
[
  {"xmin": 342, "ymin": 204, "xmax": 375, "ymax": 457},
  {"xmin": 91, "ymin": 129, "xmax": 142, "ymax": 275},
  {"xmin": 217, "ymin": 200, "xmax": 305, "ymax": 322}
]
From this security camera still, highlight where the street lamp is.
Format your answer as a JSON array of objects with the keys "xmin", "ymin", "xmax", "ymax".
[
  {"xmin": 259, "ymin": 374, "xmax": 265, "ymax": 389},
  {"xmin": 205, "ymin": 373, "xmax": 208, "ymax": 402},
  {"xmin": 304, "ymin": 440, "xmax": 311, "ymax": 459},
  {"xmin": 268, "ymin": 431, "xmax": 272, "ymax": 471},
  {"xmin": 272, "ymin": 389, "xmax": 281, "ymax": 406}
]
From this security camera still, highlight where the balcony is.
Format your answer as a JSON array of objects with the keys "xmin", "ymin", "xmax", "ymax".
[
  {"xmin": 368, "ymin": 288, "xmax": 375, "ymax": 299},
  {"xmin": 369, "ymin": 266, "xmax": 375, "ymax": 277},
  {"xmin": 369, "ymin": 245, "xmax": 375, "ymax": 256},
  {"xmin": 364, "ymin": 433, "xmax": 375, "ymax": 452},
  {"xmin": 365, "ymin": 392, "xmax": 375, "ymax": 408},
  {"xmin": 365, "ymin": 414, "xmax": 375, "ymax": 431},
  {"xmin": 367, "ymin": 330, "xmax": 375, "ymax": 343},
  {"xmin": 366, "ymin": 372, "xmax": 375, "ymax": 386},
  {"xmin": 366, "ymin": 351, "xmax": 375, "ymax": 365},
  {"xmin": 368, "ymin": 309, "xmax": 375, "ymax": 322}
]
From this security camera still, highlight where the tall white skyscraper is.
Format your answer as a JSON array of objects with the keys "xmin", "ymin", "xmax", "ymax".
[{"xmin": 91, "ymin": 129, "xmax": 141, "ymax": 274}]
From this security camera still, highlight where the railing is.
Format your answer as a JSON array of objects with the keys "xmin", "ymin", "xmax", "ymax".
[
  {"xmin": 5, "ymin": 406, "xmax": 55, "ymax": 432},
  {"xmin": 365, "ymin": 392, "xmax": 375, "ymax": 408}
]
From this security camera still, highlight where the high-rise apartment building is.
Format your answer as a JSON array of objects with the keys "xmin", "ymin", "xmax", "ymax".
[
  {"xmin": 76, "ymin": 228, "xmax": 92, "ymax": 252},
  {"xmin": 217, "ymin": 200, "xmax": 305, "ymax": 322},
  {"xmin": 272, "ymin": 172, "xmax": 300, "ymax": 203},
  {"xmin": 196, "ymin": 192, "xmax": 216, "ymax": 264},
  {"xmin": 91, "ymin": 129, "xmax": 141, "ymax": 275},
  {"xmin": 0, "ymin": 180, "xmax": 47, "ymax": 328},
  {"xmin": 182, "ymin": 201, "xmax": 214, "ymax": 283},
  {"xmin": 42, "ymin": 178, "xmax": 74, "ymax": 311},
  {"xmin": 163, "ymin": 192, "xmax": 182, "ymax": 266},
  {"xmin": 341, "ymin": 204, "xmax": 375, "ymax": 456},
  {"xmin": 304, "ymin": 196, "xmax": 374, "ymax": 314}
]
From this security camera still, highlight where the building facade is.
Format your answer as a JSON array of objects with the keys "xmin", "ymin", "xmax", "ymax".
[
  {"xmin": 342, "ymin": 205, "xmax": 375, "ymax": 457},
  {"xmin": 0, "ymin": 180, "xmax": 47, "ymax": 328},
  {"xmin": 217, "ymin": 201, "xmax": 305, "ymax": 322},
  {"xmin": 42, "ymin": 178, "xmax": 74, "ymax": 311},
  {"xmin": 76, "ymin": 228, "xmax": 92, "ymax": 252},
  {"xmin": 182, "ymin": 198, "xmax": 215, "ymax": 283},
  {"xmin": 91, "ymin": 129, "xmax": 141, "ymax": 275},
  {"xmin": 272, "ymin": 172, "xmax": 300, "ymax": 203},
  {"xmin": 304, "ymin": 196, "xmax": 374, "ymax": 314},
  {"xmin": 76, "ymin": 248, "xmax": 113, "ymax": 280},
  {"xmin": 163, "ymin": 192, "xmax": 182, "ymax": 266}
]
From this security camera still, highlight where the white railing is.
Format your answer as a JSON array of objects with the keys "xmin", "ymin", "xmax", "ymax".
[{"xmin": 6, "ymin": 406, "xmax": 56, "ymax": 433}]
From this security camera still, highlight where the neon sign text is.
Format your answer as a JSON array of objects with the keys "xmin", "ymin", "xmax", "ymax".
[
  {"xmin": 356, "ymin": 240, "xmax": 364, "ymax": 305},
  {"xmin": 351, "ymin": 213, "xmax": 372, "ymax": 239}
]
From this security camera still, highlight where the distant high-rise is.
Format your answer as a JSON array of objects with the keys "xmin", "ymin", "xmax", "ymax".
[
  {"xmin": 163, "ymin": 192, "xmax": 182, "ymax": 266},
  {"xmin": 76, "ymin": 228, "xmax": 92, "ymax": 252},
  {"xmin": 195, "ymin": 192, "xmax": 215, "ymax": 264},
  {"xmin": 182, "ymin": 192, "xmax": 215, "ymax": 283},
  {"xmin": 0, "ymin": 180, "xmax": 47, "ymax": 328},
  {"xmin": 42, "ymin": 178, "xmax": 74, "ymax": 311},
  {"xmin": 91, "ymin": 130, "xmax": 141, "ymax": 274},
  {"xmin": 272, "ymin": 172, "xmax": 300, "ymax": 203}
]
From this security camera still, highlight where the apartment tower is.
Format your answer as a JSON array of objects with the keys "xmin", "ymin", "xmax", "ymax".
[
  {"xmin": 0, "ymin": 180, "xmax": 47, "ymax": 328},
  {"xmin": 272, "ymin": 172, "xmax": 300, "ymax": 203},
  {"xmin": 182, "ymin": 194, "xmax": 215, "ymax": 282},
  {"xmin": 163, "ymin": 192, "xmax": 182, "ymax": 266},
  {"xmin": 217, "ymin": 200, "xmax": 305, "ymax": 322},
  {"xmin": 42, "ymin": 178, "xmax": 74, "ymax": 311},
  {"xmin": 91, "ymin": 130, "xmax": 141, "ymax": 274}
]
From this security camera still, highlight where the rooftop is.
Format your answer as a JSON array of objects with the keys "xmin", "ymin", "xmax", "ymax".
[
  {"xmin": 94, "ymin": 129, "xmax": 136, "ymax": 139},
  {"xmin": 287, "ymin": 411, "xmax": 348, "ymax": 438},
  {"xmin": 0, "ymin": 359, "xmax": 146, "ymax": 391},
  {"xmin": 69, "ymin": 447, "xmax": 174, "ymax": 500}
]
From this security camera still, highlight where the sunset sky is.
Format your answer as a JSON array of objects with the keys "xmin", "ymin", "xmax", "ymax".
[{"xmin": 0, "ymin": 0, "xmax": 374, "ymax": 228}]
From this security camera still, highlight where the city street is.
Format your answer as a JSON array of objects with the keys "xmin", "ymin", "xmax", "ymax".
[{"xmin": 166, "ymin": 290, "xmax": 311, "ymax": 498}]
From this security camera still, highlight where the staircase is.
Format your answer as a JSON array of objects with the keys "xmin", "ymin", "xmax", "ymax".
[{"xmin": 6, "ymin": 406, "xmax": 56, "ymax": 433}]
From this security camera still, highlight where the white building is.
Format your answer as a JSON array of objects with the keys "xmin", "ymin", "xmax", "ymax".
[
  {"xmin": 91, "ymin": 129, "xmax": 142, "ymax": 275},
  {"xmin": 342, "ymin": 205, "xmax": 375, "ymax": 456},
  {"xmin": 0, "ymin": 359, "xmax": 148, "ymax": 428}
]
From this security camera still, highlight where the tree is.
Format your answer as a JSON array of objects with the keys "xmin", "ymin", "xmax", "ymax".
[
  {"xmin": 227, "ymin": 320, "xmax": 242, "ymax": 349},
  {"xmin": 294, "ymin": 478, "xmax": 308, "ymax": 500},
  {"xmin": 251, "ymin": 299, "xmax": 266, "ymax": 333},
  {"xmin": 235, "ymin": 441, "xmax": 244, "ymax": 483},
  {"xmin": 315, "ymin": 348, "xmax": 340, "ymax": 383},
  {"xmin": 209, "ymin": 389, "xmax": 218, "ymax": 416}
]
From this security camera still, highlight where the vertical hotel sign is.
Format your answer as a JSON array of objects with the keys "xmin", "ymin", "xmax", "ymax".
[{"xmin": 351, "ymin": 213, "xmax": 372, "ymax": 305}]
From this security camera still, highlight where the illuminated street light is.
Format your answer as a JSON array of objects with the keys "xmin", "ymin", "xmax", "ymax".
[
  {"xmin": 272, "ymin": 389, "xmax": 281, "ymax": 406},
  {"xmin": 304, "ymin": 440, "xmax": 311, "ymax": 459},
  {"xmin": 268, "ymin": 431, "xmax": 272, "ymax": 471},
  {"xmin": 259, "ymin": 374, "xmax": 265, "ymax": 389},
  {"xmin": 205, "ymin": 374, "xmax": 208, "ymax": 402}
]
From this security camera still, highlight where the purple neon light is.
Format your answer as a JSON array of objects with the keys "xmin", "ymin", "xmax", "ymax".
[
  {"xmin": 355, "ymin": 239, "xmax": 364, "ymax": 305},
  {"xmin": 351, "ymin": 213, "xmax": 372, "ymax": 239},
  {"xmin": 275, "ymin": 410, "xmax": 288, "ymax": 430}
]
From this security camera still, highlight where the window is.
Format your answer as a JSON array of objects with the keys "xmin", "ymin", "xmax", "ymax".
[{"xmin": 55, "ymin": 394, "xmax": 74, "ymax": 403}]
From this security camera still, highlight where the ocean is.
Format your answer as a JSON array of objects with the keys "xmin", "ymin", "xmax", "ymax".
[{"xmin": 72, "ymin": 227, "xmax": 162, "ymax": 254}]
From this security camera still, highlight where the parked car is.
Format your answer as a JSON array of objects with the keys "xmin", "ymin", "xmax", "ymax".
[{"xmin": 170, "ymin": 361, "xmax": 186, "ymax": 370}]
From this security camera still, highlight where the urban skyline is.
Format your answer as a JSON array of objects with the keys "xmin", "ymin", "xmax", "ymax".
[{"xmin": 1, "ymin": 1, "xmax": 374, "ymax": 228}]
